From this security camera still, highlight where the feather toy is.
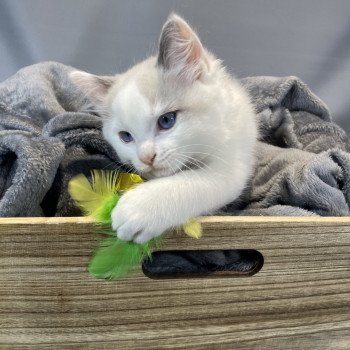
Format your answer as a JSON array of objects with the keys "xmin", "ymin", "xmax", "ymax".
[{"xmin": 68, "ymin": 170, "xmax": 202, "ymax": 279}]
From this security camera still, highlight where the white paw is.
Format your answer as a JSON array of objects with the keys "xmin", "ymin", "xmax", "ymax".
[{"xmin": 111, "ymin": 186, "xmax": 169, "ymax": 244}]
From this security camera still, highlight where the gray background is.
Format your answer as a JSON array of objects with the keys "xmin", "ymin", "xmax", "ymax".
[{"xmin": 0, "ymin": 0, "xmax": 349, "ymax": 133}]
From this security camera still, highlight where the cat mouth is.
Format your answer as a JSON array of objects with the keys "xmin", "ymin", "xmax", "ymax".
[
  {"xmin": 138, "ymin": 164, "xmax": 171, "ymax": 179},
  {"xmin": 141, "ymin": 159, "xmax": 200, "ymax": 178},
  {"xmin": 153, "ymin": 160, "xmax": 199, "ymax": 177},
  {"xmin": 143, "ymin": 163, "xmax": 181, "ymax": 178},
  {"xmin": 150, "ymin": 166, "xmax": 174, "ymax": 177}
]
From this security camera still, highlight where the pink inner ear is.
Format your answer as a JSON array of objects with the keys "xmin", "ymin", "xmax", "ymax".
[
  {"xmin": 185, "ymin": 40, "xmax": 203, "ymax": 80},
  {"xmin": 160, "ymin": 15, "xmax": 208, "ymax": 83},
  {"xmin": 175, "ymin": 18, "xmax": 204, "ymax": 81}
]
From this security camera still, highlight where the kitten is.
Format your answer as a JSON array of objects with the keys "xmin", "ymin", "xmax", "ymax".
[{"xmin": 71, "ymin": 14, "xmax": 257, "ymax": 243}]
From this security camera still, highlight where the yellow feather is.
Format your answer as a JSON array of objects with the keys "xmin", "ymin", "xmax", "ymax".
[
  {"xmin": 91, "ymin": 170, "xmax": 119, "ymax": 196},
  {"xmin": 69, "ymin": 171, "xmax": 144, "ymax": 217},
  {"xmin": 118, "ymin": 173, "xmax": 144, "ymax": 191},
  {"xmin": 68, "ymin": 173, "xmax": 108, "ymax": 216},
  {"xmin": 183, "ymin": 219, "xmax": 202, "ymax": 239}
]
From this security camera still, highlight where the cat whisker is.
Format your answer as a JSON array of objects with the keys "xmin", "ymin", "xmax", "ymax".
[
  {"xmin": 116, "ymin": 161, "xmax": 138, "ymax": 174},
  {"xmin": 177, "ymin": 153, "xmax": 211, "ymax": 170},
  {"xmin": 181, "ymin": 151, "xmax": 231, "ymax": 167},
  {"xmin": 174, "ymin": 159, "xmax": 200, "ymax": 185},
  {"xmin": 165, "ymin": 158, "xmax": 183, "ymax": 178},
  {"xmin": 173, "ymin": 158, "xmax": 201, "ymax": 182},
  {"xmin": 176, "ymin": 155, "xmax": 215, "ymax": 178},
  {"xmin": 171, "ymin": 144, "xmax": 229, "ymax": 163},
  {"xmin": 172, "ymin": 143, "xmax": 228, "ymax": 156},
  {"xmin": 158, "ymin": 149, "xmax": 173, "ymax": 164},
  {"xmin": 177, "ymin": 154, "xmax": 226, "ymax": 179},
  {"xmin": 97, "ymin": 161, "xmax": 123, "ymax": 172}
]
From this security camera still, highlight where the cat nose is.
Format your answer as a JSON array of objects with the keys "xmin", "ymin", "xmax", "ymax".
[{"xmin": 140, "ymin": 153, "xmax": 156, "ymax": 166}]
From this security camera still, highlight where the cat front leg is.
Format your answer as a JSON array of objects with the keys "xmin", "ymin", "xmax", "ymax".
[{"xmin": 112, "ymin": 160, "xmax": 251, "ymax": 243}]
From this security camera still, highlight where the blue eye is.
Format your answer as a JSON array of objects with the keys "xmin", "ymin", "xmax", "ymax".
[
  {"xmin": 119, "ymin": 131, "xmax": 134, "ymax": 143},
  {"xmin": 157, "ymin": 111, "xmax": 177, "ymax": 130}
]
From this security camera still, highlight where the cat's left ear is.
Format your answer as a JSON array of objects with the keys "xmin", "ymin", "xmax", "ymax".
[
  {"xmin": 157, "ymin": 14, "xmax": 209, "ymax": 83},
  {"xmin": 70, "ymin": 70, "xmax": 115, "ymax": 104}
]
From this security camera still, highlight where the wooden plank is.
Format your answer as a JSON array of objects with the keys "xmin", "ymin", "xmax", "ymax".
[{"xmin": 0, "ymin": 216, "xmax": 349, "ymax": 349}]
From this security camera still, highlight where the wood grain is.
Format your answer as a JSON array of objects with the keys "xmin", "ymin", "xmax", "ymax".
[{"xmin": 0, "ymin": 216, "xmax": 349, "ymax": 349}]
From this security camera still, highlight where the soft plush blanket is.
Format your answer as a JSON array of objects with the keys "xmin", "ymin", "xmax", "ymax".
[{"xmin": 0, "ymin": 62, "xmax": 349, "ymax": 218}]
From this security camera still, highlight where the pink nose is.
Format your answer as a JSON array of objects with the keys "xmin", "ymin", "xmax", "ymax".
[{"xmin": 140, "ymin": 153, "xmax": 156, "ymax": 166}]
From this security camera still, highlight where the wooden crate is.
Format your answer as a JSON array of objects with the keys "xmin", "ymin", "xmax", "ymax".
[{"xmin": 0, "ymin": 216, "xmax": 349, "ymax": 349}]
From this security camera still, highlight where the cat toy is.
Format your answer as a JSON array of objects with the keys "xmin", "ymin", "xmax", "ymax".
[{"xmin": 68, "ymin": 170, "xmax": 202, "ymax": 279}]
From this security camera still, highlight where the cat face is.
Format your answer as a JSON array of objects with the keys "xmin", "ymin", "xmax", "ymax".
[
  {"xmin": 103, "ymin": 62, "xmax": 228, "ymax": 178},
  {"xmin": 72, "ymin": 14, "xmax": 229, "ymax": 178}
]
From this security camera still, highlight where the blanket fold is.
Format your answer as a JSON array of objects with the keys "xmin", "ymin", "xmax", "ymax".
[{"xmin": 0, "ymin": 62, "xmax": 349, "ymax": 217}]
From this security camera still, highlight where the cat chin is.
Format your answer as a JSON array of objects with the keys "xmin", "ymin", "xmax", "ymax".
[
  {"xmin": 140, "ymin": 167, "xmax": 176, "ymax": 179},
  {"xmin": 153, "ymin": 168, "xmax": 176, "ymax": 178}
]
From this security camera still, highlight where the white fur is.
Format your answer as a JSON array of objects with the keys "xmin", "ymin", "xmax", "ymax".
[{"xmin": 72, "ymin": 14, "xmax": 258, "ymax": 243}]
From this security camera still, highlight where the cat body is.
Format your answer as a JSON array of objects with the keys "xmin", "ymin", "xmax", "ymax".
[{"xmin": 71, "ymin": 14, "xmax": 257, "ymax": 243}]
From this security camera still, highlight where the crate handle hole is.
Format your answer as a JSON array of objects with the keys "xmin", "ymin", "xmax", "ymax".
[{"xmin": 142, "ymin": 249, "xmax": 264, "ymax": 279}]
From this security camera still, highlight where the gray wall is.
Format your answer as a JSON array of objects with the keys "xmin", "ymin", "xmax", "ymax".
[{"xmin": 1, "ymin": 0, "xmax": 349, "ymax": 133}]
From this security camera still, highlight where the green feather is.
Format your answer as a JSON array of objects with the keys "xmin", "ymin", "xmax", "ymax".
[
  {"xmin": 69, "ymin": 169, "xmax": 201, "ymax": 280},
  {"xmin": 88, "ymin": 236, "xmax": 162, "ymax": 279},
  {"xmin": 93, "ymin": 194, "xmax": 120, "ymax": 225},
  {"xmin": 69, "ymin": 170, "xmax": 164, "ymax": 280}
]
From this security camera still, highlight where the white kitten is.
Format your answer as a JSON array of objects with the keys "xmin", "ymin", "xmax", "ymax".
[{"xmin": 71, "ymin": 14, "xmax": 257, "ymax": 243}]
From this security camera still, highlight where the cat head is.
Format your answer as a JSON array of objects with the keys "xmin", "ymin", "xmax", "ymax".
[{"xmin": 71, "ymin": 14, "xmax": 229, "ymax": 178}]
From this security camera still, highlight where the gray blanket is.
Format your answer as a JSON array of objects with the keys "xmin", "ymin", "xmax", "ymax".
[{"xmin": 0, "ymin": 62, "xmax": 349, "ymax": 217}]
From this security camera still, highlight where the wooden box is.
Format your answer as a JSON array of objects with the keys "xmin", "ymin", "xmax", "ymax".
[{"xmin": 0, "ymin": 216, "xmax": 349, "ymax": 349}]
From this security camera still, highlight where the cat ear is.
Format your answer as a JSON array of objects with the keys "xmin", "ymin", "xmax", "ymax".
[
  {"xmin": 157, "ymin": 14, "xmax": 208, "ymax": 83},
  {"xmin": 70, "ymin": 71, "xmax": 115, "ymax": 104}
]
